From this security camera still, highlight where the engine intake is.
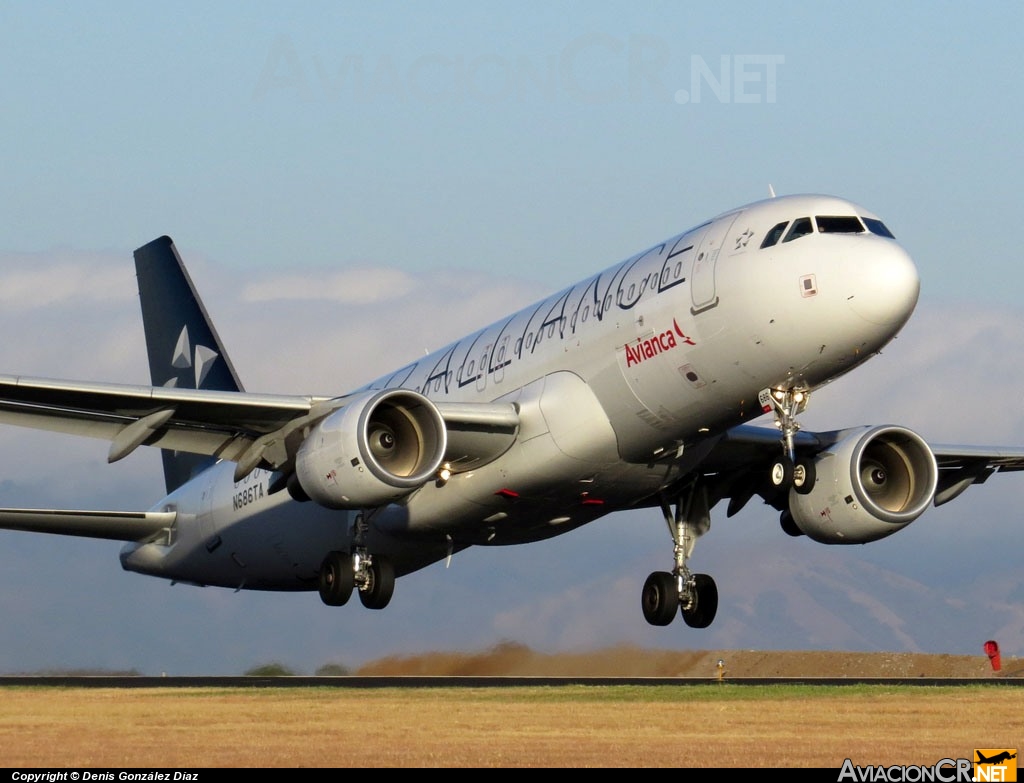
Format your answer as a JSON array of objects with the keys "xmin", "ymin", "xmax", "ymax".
[
  {"xmin": 788, "ymin": 425, "xmax": 938, "ymax": 544},
  {"xmin": 295, "ymin": 389, "xmax": 447, "ymax": 509}
]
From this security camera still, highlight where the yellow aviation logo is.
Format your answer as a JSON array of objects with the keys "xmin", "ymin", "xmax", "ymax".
[{"xmin": 974, "ymin": 750, "xmax": 1017, "ymax": 782}]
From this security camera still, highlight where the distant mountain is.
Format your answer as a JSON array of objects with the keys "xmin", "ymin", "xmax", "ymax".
[{"xmin": 698, "ymin": 538, "xmax": 1024, "ymax": 655}]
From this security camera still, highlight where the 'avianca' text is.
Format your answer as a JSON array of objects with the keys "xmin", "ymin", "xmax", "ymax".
[{"xmin": 624, "ymin": 319, "xmax": 696, "ymax": 367}]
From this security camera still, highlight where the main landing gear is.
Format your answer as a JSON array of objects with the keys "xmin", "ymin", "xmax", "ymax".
[
  {"xmin": 318, "ymin": 512, "xmax": 395, "ymax": 610},
  {"xmin": 641, "ymin": 482, "xmax": 719, "ymax": 628},
  {"xmin": 764, "ymin": 386, "xmax": 816, "ymax": 495}
]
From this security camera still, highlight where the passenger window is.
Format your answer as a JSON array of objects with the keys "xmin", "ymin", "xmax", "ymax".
[
  {"xmin": 863, "ymin": 218, "xmax": 896, "ymax": 238},
  {"xmin": 782, "ymin": 217, "xmax": 813, "ymax": 243},
  {"xmin": 816, "ymin": 216, "xmax": 865, "ymax": 233},
  {"xmin": 760, "ymin": 221, "xmax": 789, "ymax": 248}
]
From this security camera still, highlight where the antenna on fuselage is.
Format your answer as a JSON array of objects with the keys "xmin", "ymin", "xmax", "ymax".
[{"xmin": 768, "ymin": 184, "xmax": 777, "ymax": 198}]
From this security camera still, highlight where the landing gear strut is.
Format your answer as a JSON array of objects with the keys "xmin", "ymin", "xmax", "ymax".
[
  {"xmin": 764, "ymin": 386, "xmax": 816, "ymax": 495},
  {"xmin": 317, "ymin": 512, "xmax": 396, "ymax": 610},
  {"xmin": 641, "ymin": 481, "xmax": 719, "ymax": 628}
]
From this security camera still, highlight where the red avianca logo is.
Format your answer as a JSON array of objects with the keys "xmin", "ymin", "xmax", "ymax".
[{"xmin": 624, "ymin": 319, "xmax": 695, "ymax": 367}]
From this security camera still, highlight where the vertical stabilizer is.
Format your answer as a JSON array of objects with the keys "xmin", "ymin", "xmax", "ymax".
[{"xmin": 133, "ymin": 236, "xmax": 245, "ymax": 493}]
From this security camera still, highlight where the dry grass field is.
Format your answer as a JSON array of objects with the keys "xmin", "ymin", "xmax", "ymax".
[
  {"xmin": 1, "ymin": 647, "xmax": 1021, "ymax": 768},
  {"xmin": 1, "ymin": 684, "xmax": 1022, "ymax": 768}
]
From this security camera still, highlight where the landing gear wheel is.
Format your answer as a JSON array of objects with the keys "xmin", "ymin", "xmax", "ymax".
[
  {"xmin": 793, "ymin": 458, "xmax": 816, "ymax": 495},
  {"xmin": 681, "ymin": 573, "xmax": 718, "ymax": 629},
  {"xmin": 771, "ymin": 456, "xmax": 794, "ymax": 490},
  {"xmin": 641, "ymin": 571, "xmax": 678, "ymax": 626},
  {"xmin": 359, "ymin": 556, "xmax": 395, "ymax": 610},
  {"xmin": 318, "ymin": 551, "xmax": 354, "ymax": 607}
]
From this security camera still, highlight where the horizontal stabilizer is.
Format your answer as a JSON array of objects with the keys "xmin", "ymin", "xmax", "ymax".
[{"xmin": 0, "ymin": 508, "xmax": 176, "ymax": 542}]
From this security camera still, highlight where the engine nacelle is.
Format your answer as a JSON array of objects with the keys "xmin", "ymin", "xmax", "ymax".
[
  {"xmin": 788, "ymin": 425, "xmax": 938, "ymax": 544},
  {"xmin": 294, "ymin": 389, "xmax": 447, "ymax": 509}
]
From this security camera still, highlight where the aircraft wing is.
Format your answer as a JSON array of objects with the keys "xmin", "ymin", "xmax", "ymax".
[
  {"xmin": 928, "ymin": 442, "xmax": 1024, "ymax": 504},
  {"xmin": 0, "ymin": 373, "xmax": 324, "ymax": 471},
  {"xmin": 0, "ymin": 374, "xmax": 520, "ymax": 480},
  {"xmin": 693, "ymin": 423, "xmax": 1024, "ymax": 512}
]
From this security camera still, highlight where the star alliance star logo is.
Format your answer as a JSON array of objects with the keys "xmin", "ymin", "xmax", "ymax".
[{"xmin": 165, "ymin": 325, "xmax": 219, "ymax": 389}]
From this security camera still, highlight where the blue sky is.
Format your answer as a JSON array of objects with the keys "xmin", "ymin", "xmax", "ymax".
[
  {"xmin": 0, "ymin": 3, "xmax": 1022, "ymax": 675},
  {"xmin": 3, "ymin": 2, "xmax": 1022, "ymax": 302}
]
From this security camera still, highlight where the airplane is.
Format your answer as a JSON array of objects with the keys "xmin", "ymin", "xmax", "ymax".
[
  {"xmin": 1, "ymin": 192, "xmax": 1023, "ymax": 629},
  {"xmin": 976, "ymin": 752, "xmax": 1017, "ymax": 765}
]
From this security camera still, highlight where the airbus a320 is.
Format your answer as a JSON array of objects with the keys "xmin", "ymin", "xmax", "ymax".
[{"xmin": 1, "ymin": 192, "xmax": 1022, "ymax": 629}]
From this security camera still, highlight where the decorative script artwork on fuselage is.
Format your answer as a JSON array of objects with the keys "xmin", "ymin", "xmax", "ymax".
[{"xmin": 359, "ymin": 219, "xmax": 718, "ymax": 398}]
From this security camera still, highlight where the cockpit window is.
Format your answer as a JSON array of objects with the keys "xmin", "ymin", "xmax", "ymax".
[
  {"xmin": 782, "ymin": 217, "xmax": 813, "ymax": 243},
  {"xmin": 816, "ymin": 215, "xmax": 865, "ymax": 233},
  {"xmin": 760, "ymin": 221, "xmax": 789, "ymax": 249},
  {"xmin": 863, "ymin": 217, "xmax": 895, "ymax": 238}
]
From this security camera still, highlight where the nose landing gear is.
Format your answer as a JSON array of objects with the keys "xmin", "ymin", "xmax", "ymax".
[{"xmin": 764, "ymin": 386, "xmax": 816, "ymax": 495}]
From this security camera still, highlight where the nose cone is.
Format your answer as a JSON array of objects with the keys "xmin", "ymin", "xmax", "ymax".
[{"xmin": 842, "ymin": 239, "xmax": 920, "ymax": 327}]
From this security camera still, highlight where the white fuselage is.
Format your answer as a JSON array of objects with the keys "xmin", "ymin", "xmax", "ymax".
[{"xmin": 121, "ymin": 194, "xmax": 920, "ymax": 590}]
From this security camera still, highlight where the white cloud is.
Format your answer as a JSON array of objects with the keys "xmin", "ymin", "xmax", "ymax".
[
  {"xmin": 802, "ymin": 301, "xmax": 1024, "ymax": 444},
  {"xmin": 241, "ymin": 267, "xmax": 417, "ymax": 304},
  {"xmin": 0, "ymin": 251, "xmax": 136, "ymax": 311}
]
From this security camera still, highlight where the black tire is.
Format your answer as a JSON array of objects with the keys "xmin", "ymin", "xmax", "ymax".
[
  {"xmin": 681, "ymin": 573, "xmax": 718, "ymax": 629},
  {"xmin": 793, "ymin": 458, "xmax": 816, "ymax": 495},
  {"xmin": 641, "ymin": 571, "xmax": 677, "ymax": 626},
  {"xmin": 318, "ymin": 551, "xmax": 354, "ymax": 607},
  {"xmin": 359, "ymin": 556, "xmax": 395, "ymax": 610},
  {"xmin": 770, "ymin": 456, "xmax": 794, "ymax": 490}
]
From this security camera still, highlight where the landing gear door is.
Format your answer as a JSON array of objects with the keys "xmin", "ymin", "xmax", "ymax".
[{"xmin": 691, "ymin": 213, "xmax": 739, "ymax": 315}]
